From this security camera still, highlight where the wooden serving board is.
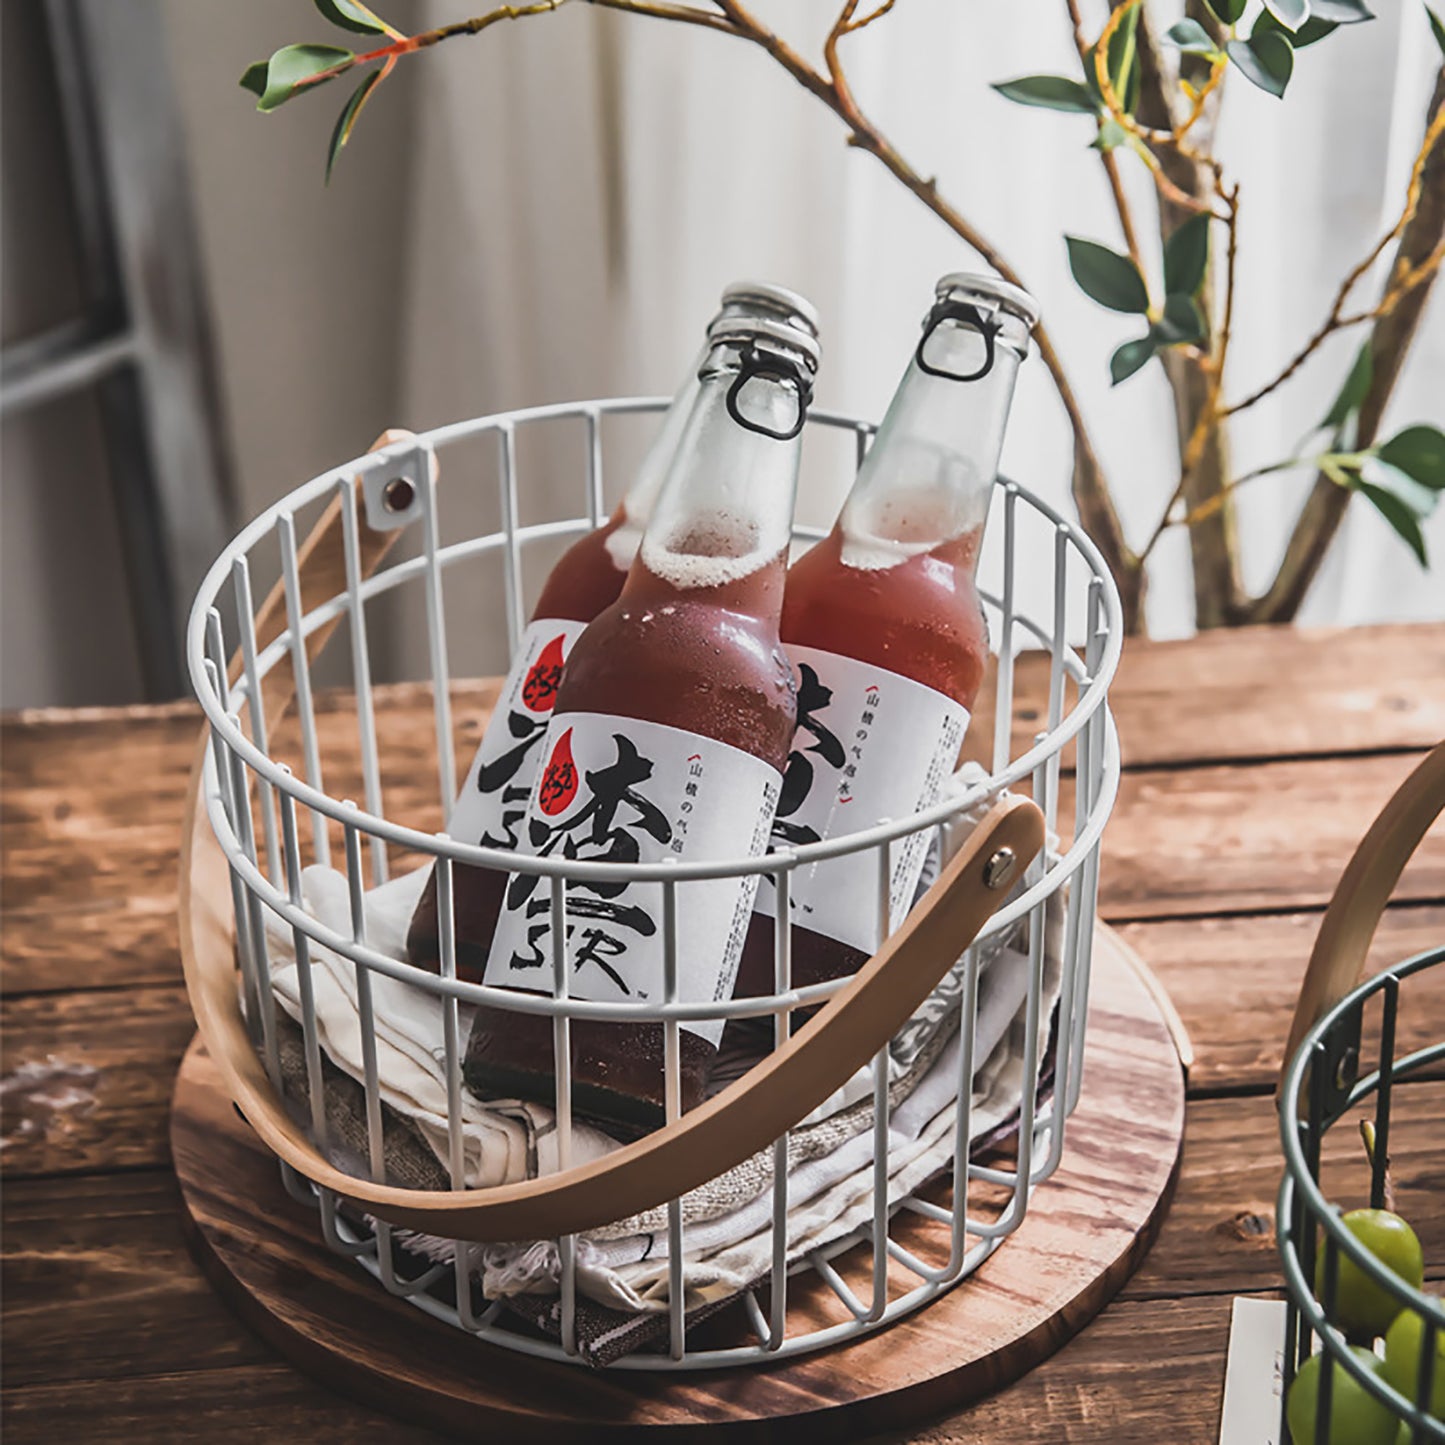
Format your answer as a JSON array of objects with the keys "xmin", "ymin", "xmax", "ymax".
[{"xmin": 170, "ymin": 923, "xmax": 1184, "ymax": 1441}]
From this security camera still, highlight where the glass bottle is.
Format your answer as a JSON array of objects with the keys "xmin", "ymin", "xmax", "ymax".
[
  {"xmin": 407, "ymin": 284, "xmax": 819, "ymax": 979},
  {"xmin": 737, "ymin": 273, "xmax": 1038, "ymax": 997},
  {"xmin": 465, "ymin": 312, "xmax": 820, "ymax": 1131}
]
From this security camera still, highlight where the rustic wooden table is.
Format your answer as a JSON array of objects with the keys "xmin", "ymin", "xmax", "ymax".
[{"xmin": 3, "ymin": 622, "xmax": 1443, "ymax": 1443}]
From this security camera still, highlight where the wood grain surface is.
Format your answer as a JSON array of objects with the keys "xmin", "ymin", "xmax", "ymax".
[
  {"xmin": 3, "ymin": 620, "xmax": 1443, "ymax": 1442},
  {"xmin": 168, "ymin": 928, "xmax": 1183, "ymax": 1442}
]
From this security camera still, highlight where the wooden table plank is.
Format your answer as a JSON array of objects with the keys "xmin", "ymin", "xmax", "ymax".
[
  {"xmin": 1071, "ymin": 622, "xmax": 1445, "ymax": 769},
  {"xmin": 1120, "ymin": 904, "xmax": 1445, "ymax": 1092},
  {"xmin": 1092, "ymin": 750, "xmax": 1445, "ymax": 921},
  {"xmin": 2, "ymin": 1172, "xmax": 271, "ymax": 1387},
  {"xmin": 1, "ymin": 986, "xmax": 192, "ymax": 1177},
  {"xmin": 1123, "ymin": 1083, "xmax": 1445, "ymax": 1303},
  {"xmin": 0, "ymin": 1293, "xmax": 1240, "ymax": 1445}
]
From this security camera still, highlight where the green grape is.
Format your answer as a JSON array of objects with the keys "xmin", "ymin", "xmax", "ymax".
[
  {"xmin": 1383, "ymin": 1300, "xmax": 1445, "ymax": 1419},
  {"xmin": 1317, "ymin": 1210, "xmax": 1425, "ymax": 1337},
  {"xmin": 1287, "ymin": 1347, "xmax": 1398, "ymax": 1445}
]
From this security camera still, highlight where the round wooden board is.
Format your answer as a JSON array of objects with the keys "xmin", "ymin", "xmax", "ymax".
[{"xmin": 171, "ymin": 923, "xmax": 1184, "ymax": 1442}]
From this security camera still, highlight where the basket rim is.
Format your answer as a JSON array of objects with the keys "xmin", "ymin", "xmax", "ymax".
[
  {"xmin": 1278, "ymin": 945, "xmax": 1445, "ymax": 1337},
  {"xmin": 185, "ymin": 396, "xmax": 1124, "ymax": 885}
]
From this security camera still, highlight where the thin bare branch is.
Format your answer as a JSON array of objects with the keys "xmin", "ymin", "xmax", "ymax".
[{"xmin": 1224, "ymin": 89, "xmax": 1445, "ymax": 419}]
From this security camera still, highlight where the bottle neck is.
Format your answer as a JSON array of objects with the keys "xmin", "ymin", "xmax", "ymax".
[
  {"xmin": 837, "ymin": 339, "xmax": 1023, "ymax": 573},
  {"xmin": 628, "ymin": 342, "xmax": 806, "ymax": 609}
]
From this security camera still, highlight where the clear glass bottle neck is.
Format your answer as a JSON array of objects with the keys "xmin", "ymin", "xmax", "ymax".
[
  {"xmin": 618, "ymin": 346, "xmax": 708, "ymax": 529},
  {"xmin": 838, "ymin": 340, "xmax": 1023, "ymax": 571},
  {"xmin": 633, "ymin": 342, "xmax": 806, "ymax": 598}
]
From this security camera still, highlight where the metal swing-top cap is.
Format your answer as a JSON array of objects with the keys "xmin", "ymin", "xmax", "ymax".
[
  {"xmin": 706, "ymin": 312, "xmax": 822, "ymax": 378},
  {"xmin": 914, "ymin": 272, "xmax": 1038, "ymax": 383},
  {"xmin": 718, "ymin": 280, "xmax": 822, "ymax": 340}
]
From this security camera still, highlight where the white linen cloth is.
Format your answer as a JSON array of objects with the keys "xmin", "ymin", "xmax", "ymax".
[{"xmin": 261, "ymin": 767, "xmax": 1065, "ymax": 1311}]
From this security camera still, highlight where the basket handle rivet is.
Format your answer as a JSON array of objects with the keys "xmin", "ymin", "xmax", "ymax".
[
  {"xmin": 383, "ymin": 476, "xmax": 416, "ymax": 513},
  {"xmin": 983, "ymin": 847, "xmax": 1018, "ymax": 891}
]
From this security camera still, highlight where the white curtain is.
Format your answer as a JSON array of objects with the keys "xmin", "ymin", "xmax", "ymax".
[{"xmin": 395, "ymin": 0, "xmax": 1444, "ymax": 650}]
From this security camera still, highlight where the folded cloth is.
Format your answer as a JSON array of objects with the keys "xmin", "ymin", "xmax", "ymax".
[{"xmin": 259, "ymin": 767, "xmax": 1065, "ymax": 1322}]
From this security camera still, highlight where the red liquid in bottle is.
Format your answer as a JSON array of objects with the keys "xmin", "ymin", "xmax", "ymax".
[
  {"xmin": 736, "ymin": 272, "xmax": 1037, "ymax": 999},
  {"xmin": 465, "ymin": 316, "xmax": 817, "ymax": 1132},
  {"xmin": 405, "ymin": 284, "xmax": 821, "ymax": 983}
]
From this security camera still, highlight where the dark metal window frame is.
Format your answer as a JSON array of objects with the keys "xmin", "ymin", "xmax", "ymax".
[{"xmin": 1, "ymin": 0, "xmax": 235, "ymax": 700}]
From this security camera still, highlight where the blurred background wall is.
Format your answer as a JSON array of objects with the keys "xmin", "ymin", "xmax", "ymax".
[{"xmin": 2, "ymin": 0, "xmax": 1442, "ymax": 708}]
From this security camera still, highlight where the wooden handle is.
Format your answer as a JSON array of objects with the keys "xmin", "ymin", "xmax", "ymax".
[
  {"xmin": 1277, "ymin": 739, "xmax": 1445, "ymax": 1096},
  {"xmin": 184, "ymin": 771, "xmax": 1043, "ymax": 1242}
]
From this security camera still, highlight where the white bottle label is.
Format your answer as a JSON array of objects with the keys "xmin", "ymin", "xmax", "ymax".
[
  {"xmin": 446, "ymin": 618, "xmax": 588, "ymax": 848},
  {"xmin": 756, "ymin": 645, "xmax": 969, "ymax": 955},
  {"xmin": 484, "ymin": 712, "xmax": 782, "ymax": 1045}
]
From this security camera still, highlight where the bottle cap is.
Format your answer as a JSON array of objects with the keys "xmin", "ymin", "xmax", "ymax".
[
  {"xmin": 718, "ymin": 281, "xmax": 821, "ymax": 340},
  {"xmin": 915, "ymin": 273, "xmax": 1037, "ymax": 382},
  {"xmin": 933, "ymin": 273, "xmax": 1040, "ymax": 331},
  {"xmin": 706, "ymin": 313, "xmax": 822, "ymax": 377}
]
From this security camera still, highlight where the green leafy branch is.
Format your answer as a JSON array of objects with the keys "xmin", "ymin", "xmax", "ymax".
[{"xmin": 241, "ymin": 0, "xmax": 1445, "ymax": 627}]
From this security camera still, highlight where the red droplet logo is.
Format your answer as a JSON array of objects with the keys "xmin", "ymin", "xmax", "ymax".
[
  {"xmin": 521, "ymin": 634, "xmax": 567, "ymax": 714},
  {"xmin": 538, "ymin": 728, "xmax": 579, "ymax": 816}
]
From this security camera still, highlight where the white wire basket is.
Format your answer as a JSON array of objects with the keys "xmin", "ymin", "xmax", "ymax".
[{"xmin": 181, "ymin": 396, "xmax": 1123, "ymax": 1371}]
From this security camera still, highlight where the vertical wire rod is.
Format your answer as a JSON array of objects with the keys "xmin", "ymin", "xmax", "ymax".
[
  {"xmin": 342, "ymin": 809, "xmax": 386, "ymax": 1186},
  {"xmin": 662, "ymin": 869, "xmax": 685, "ymax": 1359},
  {"xmin": 868, "ymin": 838, "xmax": 893, "ymax": 1321},
  {"xmin": 278, "ymin": 511, "xmax": 331, "ymax": 868},
  {"xmin": 550, "ymin": 873, "xmax": 577, "ymax": 1356},
  {"xmin": 338, "ymin": 474, "xmax": 387, "ymax": 885},
  {"xmin": 1043, "ymin": 524, "xmax": 1070, "ymax": 836},
  {"xmin": 436, "ymin": 852, "xmax": 466, "ymax": 1190},
  {"xmin": 497, "ymin": 423, "xmax": 525, "ymax": 658},
  {"xmin": 949, "ymin": 950, "xmax": 980, "ymax": 1271},
  {"xmin": 768, "ymin": 863, "xmax": 793, "ymax": 1349},
  {"xmin": 991, "ymin": 482, "xmax": 1018, "ymax": 773},
  {"xmin": 204, "ymin": 664, "xmax": 260, "ymax": 1042},
  {"xmin": 421, "ymin": 450, "xmax": 457, "ymax": 816},
  {"xmin": 278, "ymin": 775, "xmax": 328, "ymax": 1151},
  {"xmin": 231, "ymin": 554, "xmax": 281, "ymax": 884},
  {"xmin": 584, "ymin": 407, "xmax": 604, "ymax": 528},
  {"xmin": 227, "ymin": 728, "xmax": 280, "ymax": 1087}
]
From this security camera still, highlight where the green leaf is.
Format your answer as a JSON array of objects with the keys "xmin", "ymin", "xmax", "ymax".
[
  {"xmin": 240, "ymin": 61, "xmax": 269, "ymax": 98},
  {"xmin": 242, "ymin": 44, "xmax": 355, "ymax": 112},
  {"xmin": 1254, "ymin": 8, "xmax": 1339, "ymax": 44},
  {"xmin": 1378, "ymin": 424, "xmax": 1445, "ymax": 489},
  {"xmin": 992, "ymin": 76, "xmax": 1098, "ymax": 114},
  {"xmin": 1429, "ymin": 5, "xmax": 1445, "ymax": 55},
  {"xmin": 1206, "ymin": 0, "xmax": 1248, "ymax": 23},
  {"xmin": 1111, "ymin": 334, "xmax": 1157, "ymax": 385},
  {"xmin": 1356, "ymin": 479, "xmax": 1431, "ymax": 564},
  {"xmin": 1107, "ymin": 3, "xmax": 1142, "ymax": 114},
  {"xmin": 1360, "ymin": 457, "xmax": 1441, "ymax": 516},
  {"xmin": 1264, "ymin": 0, "xmax": 1311, "ymax": 28},
  {"xmin": 1310, "ymin": 0, "xmax": 1373, "ymax": 20},
  {"xmin": 1156, "ymin": 293, "xmax": 1208, "ymax": 345},
  {"xmin": 1227, "ymin": 32, "xmax": 1294, "ymax": 97},
  {"xmin": 1066, "ymin": 237, "xmax": 1150, "ymax": 314},
  {"xmin": 314, "ymin": 0, "xmax": 391, "ymax": 34},
  {"xmin": 1163, "ymin": 213, "xmax": 1211, "ymax": 296},
  {"xmin": 1321, "ymin": 343, "xmax": 1373, "ymax": 433},
  {"xmin": 325, "ymin": 66, "xmax": 384, "ymax": 182},
  {"xmin": 1165, "ymin": 19, "xmax": 1220, "ymax": 54},
  {"xmin": 1091, "ymin": 118, "xmax": 1130, "ymax": 151}
]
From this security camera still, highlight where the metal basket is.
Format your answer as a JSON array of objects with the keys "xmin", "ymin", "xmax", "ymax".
[
  {"xmin": 180, "ymin": 396, "xmax": 1123, "ymax": 1370},
  {"xmin": 1278, "ymin": 744, "xmax": 1445, "ymax": 1441}
]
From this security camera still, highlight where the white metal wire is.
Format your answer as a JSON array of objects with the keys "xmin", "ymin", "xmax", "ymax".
[{"xmin": 186, "ymin": 395, "xmax": 1123, "ymax": 1371}]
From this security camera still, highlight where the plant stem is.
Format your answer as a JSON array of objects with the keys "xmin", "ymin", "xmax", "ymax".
[{"xmin": 1247, "ymin": 68, "xmax": 1445, "ymax": 624}]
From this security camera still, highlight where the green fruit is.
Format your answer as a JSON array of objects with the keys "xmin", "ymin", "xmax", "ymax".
[
  {"xmin": 1317, "ymin": 1210, "xmax": 1425, "ymax": 1337},
  {"xmin": 1287, "ymin": 1346, "xmax": 1398, "ymax": 1445},
  {"xmin": 1383, "ymin": 1300, "xmax": 1445, "ymax": 1418}
]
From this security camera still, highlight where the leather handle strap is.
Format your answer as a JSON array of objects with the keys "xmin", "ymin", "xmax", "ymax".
[{"xmin": 1277, "ymin": 739, "xmax": 1445, "ymax": 1097}]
